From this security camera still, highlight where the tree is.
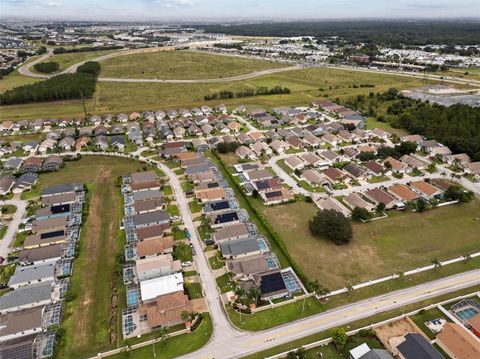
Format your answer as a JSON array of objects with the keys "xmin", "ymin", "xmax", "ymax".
[
  {"xmin": 330, "ymin": 327, "xmax": 348, "ymax": 349},
  {"xmin": 309, "ymin": 209, "xmax": 353, "ymax": 245},
  {"xmin": 252, "ymin": 189, "xmax": 259, "ymax": 198},
  {"xmin": 376, "ymin": 202, "xmax": 386, "ymax": 213},
  {"xmin": 351, "ymin": 207, "xmax": 372, "ymax": 221},
  {"xmin": 445, "ymin": 185, "xmax": 474, "ymax": 203},
  {"xmin": 416, "ymin": 198, "xmax": 427, "ymax": 212}
]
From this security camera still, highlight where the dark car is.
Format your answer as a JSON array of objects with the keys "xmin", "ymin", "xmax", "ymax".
[{"xmin": 205, "ymin": 239, "xmax": 214, "ymax": 246}]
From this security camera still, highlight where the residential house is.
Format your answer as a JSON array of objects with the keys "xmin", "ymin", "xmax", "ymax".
[
  {"xmin": 464, "ymin": 162, "xmax": 480, "ymax": 179},
  {"xmin": 317, "ymin": 198, "xmax": 351, "ymax": 217},
  {"xmin": 269, "ymin": 139, "xmax": 289, "ymax": 154},
  {"xmin": 136, "ymin": 254, "xmax": 181, "ymax": 281},
  {"xmin": 400, "ymin": 154, "xmax": 427, "ymax": 171},
  {"xmin": 0, "ymin": 176, "xmax": 15, "ymax": 195},
  {"xmin": 251, "ymin": 141, "xmax": 272, "ymax": 157},
  {"xmin": 384, "ymin": 157, "xmax": 408, "ymax": 173},
  {"xmin": 42, "ymin": 155, "xmax": 62, "ymax": 172},
  {"xmin": 321, "ymin": 133, "xmax": 339, "ymax": 147},
  {"xmin": 58, "ymin": 137, "xmax": 75, "ymax": 151},
  {"xmin": 322, "ymin": 167, "xmax": 346, "ymax": 183},
  {"xmin": 94, "ymin": 135, "xmax": 109, "ymax": 151},
  {"xmin": 261, "ymin": 188, "xmax": 293, "ymax": 205},
  {"xmin": 213, "ymin": 222, "xmax": 250, "ymax": 243},
  {"xmin": 300, "ymin": 169, "xmax": 329, "ymax": 187},
  {"xmin": 219, "ymin": 237, "xmax": 263, "ymax": 259},
  {"xmin": 388, "ymin": 184, "xmax": 421, "ymax": 203},
  {"xmin": 235, "ymin": 146, "xmax": 257, "ymax": 160},
  {"xmin": 138, "ymin": 291, "xmax": 191, "ymax": 330},
  {"xmin": 436, "ymin": 323, "xmax": 480, "ymax": 359},
  {"xmin": 343, "ymin": 163, "xmax": 368, "ymax": 181},
  {"xmin": 284, "ymin": 156, "xmax": 305, "ymax": 171},
  {"xmin": 410, "ymin": 181, "xmax": 443, "ymax": 200},
  {"xmin": 364, "ymin": 188, "xmax": 398, "ymax": 209},
  {"xmin": 343, "ymin": 193, "xmax": 376, "ymax": 212},
  {"xmin": 22, "ymin": 157, "xmax": 43, "ymax": 173}
]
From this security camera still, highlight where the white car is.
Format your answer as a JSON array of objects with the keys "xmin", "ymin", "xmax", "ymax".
[{"xmin": 181, "ymin": 261, "xmax": 192, "ymax": 267}]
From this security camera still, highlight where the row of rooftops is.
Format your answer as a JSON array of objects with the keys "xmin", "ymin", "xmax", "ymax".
[
  {"xmin": 120, "ymin": 170, "xmax": 193, "ymax": 338},
  {"xmin": 1, "ymin": 183, "xmax": 86, "ymax": 356},
  {"xmin": 176, "ymin": 150, "xmax": 302, "ymax": 301}
]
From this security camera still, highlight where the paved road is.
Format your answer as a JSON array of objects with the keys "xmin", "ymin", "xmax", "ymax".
[
  {"xmin": 0, "ymin": 196, "xmax": 27, "ymax": 260},
  {"xmin": 17, "ymin": 47, "xmax": 480, "ymax": 87},
  {"xmin": 18, "ymin": 48, "xmax": 54, "ymax": 78},
  {"xmin": 146, "ymin": 156, "xmax": 242, "ymax": 342},
  {"xmin": 17, "ymin": 47, "xmax": 300, "ymax": 83},
  {"xmin": 178, "ymin": 269, "xmax": 480, "ymax": 359}
]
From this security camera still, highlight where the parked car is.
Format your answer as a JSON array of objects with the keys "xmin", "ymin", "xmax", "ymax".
[
  {"xmin": 205, "ymin": 239, "xmax": 214, "ymax": 246},
  {"xmin": 181, "ymin": 261, "xmax": 192, "ymax": 267}
]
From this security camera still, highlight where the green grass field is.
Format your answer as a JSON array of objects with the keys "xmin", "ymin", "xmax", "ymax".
[
  {"xmin": 1, "ymin": 66, "xmax": 432, "ymax": 121},
  {"xmin": 34, "ymin": 49, "xmax": 119, "ymax": 73},
  {"xmin": 99, "ymin": 50, "xmax": 288, "ymax": 79},
  {"xmin": 33, "ymin": 156, "xmax": 146, "ymax": 358},
  {"xmin": 259, "ymin": 200, "xmax": 480, "ymax": 289}
]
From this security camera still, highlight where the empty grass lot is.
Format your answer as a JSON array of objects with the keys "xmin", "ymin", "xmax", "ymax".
[
  {"xmin": 258, "ymin": 199, "xmax": 480, "ymax": 289},
  {"xmin": 1, "ymin": 66, "xmax": 432, "ymax": 121},
  {"xmin": 99, "ymin": 50, "xmax": 288, "ymax": 79},
  {"xmin": 34, "ymin": 156, "xmax": 146, "ymax": 358}
]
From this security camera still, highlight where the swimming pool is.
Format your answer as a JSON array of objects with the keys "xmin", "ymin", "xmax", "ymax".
[
  {"xmin": 456, "ymin": 307, "xmax": 479, "ymax": 321},
  {"xmin": 257, "ymin": 238, "xmax": 269, "ymax": 251}
]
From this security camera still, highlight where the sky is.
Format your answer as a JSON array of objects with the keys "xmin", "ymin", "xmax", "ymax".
[{"xmin": 2, "ymin": 0, "xmax": 480, "ymax": 21}]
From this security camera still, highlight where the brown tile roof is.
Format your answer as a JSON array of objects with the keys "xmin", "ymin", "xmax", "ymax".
[
  {"xmin": 136, "ymin": 224, "xmax": 171, "ymax": 241},
  {"xmin": 136, "ymin": 236, "xmax": 174, "ymax": 257},
  {"xmin": 437, "ymin": 323, "xmax": 480, "ymax": 359},
  {"xmin": 196, "ymin": 188, "xmax": 226, "ymax": 202},
  {"xmin": 133, "ymin": 198, "xmax": 165, "ymax": 213},
  {"xmin": 388, "ymin": 184, "xmax": 420, "ymax": 202},
  {"xmin": 175, "ymin": 152, "xmax": 199, "ymax": 161},
  {"xmin": 139, "ymin": 291, "xmax": 191, "ymax": 328},
  {"xmin": 410, "ymin": 181, "xmax": 442, "ymax": 197}
]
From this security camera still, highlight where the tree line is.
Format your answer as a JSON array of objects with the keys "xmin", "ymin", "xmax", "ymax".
[
  {"xmin": 52, "ymin": 45, "xmax": 123, "ymax": 55},
  {"xmin": 195, "ymin": 21, "xmax": 480, "ymax": 46},
  {"xmin": 395, "ymin": 103, "xmax": 480, "ymax": 161},
  {"xmin": 204, "ymin": 86, "xmax": 291, "ymax": 101},
  {"xmin": 0, "ymin": 61, "xmax": 100, "ymax": 106}
]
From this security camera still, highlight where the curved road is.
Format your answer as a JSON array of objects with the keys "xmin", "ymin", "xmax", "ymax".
[
  {"xmin": 4, "ymin": 151, "xmax": 478, "ymax": 359},
  {"xmin": 0, "ymin": 196, "xmax": 27, "ymax": 259},
  {"xmin": 17, "ymin": 48, "xmax": 480, "ymax": 87},
  {"xmin": 18, "ymin": 47, "xmax": 301, "ymax": 83}
]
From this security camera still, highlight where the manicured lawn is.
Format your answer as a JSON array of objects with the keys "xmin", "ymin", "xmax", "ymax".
[
  {"xmin": 100, "ymin": 50, "xmax": 288, "ymax": 79},
  {"xmin": 167, "ymin": 204, "xmax": 179, "ymax": 217},
  {"xmin": 173, "ymin": 243, "xmax": 193, "ymax": 262},
  {"xmin": 43, "ymin": 156, "xmax": 146, "ymax": 358},
  {"xmin": 227, "ymin": 297, "xmax": 327, "ymax": 331},
  {"xmin": 216, "ymin": 273, "xmax": 236, "ymax": 293},
  {"xmin": 172, "ymin": 226, "xmax": 187, "ymax": 240},
  {"xmin": 366, "ymin": 116, "xmax": 408, "ymax": 136},
  {"xmin": 183, "ymin": 271, "xmax": 197, "ymax": 277},
  {"xmin": 0, "ymin": 226, "xmax": 7, "ymax": 240},
  {"xmin": 368, "ymin": 175, "xmax": 390, "ymax": 183},
  {"xmin": 208, "ymin": 252, "xmax": 225, "ymax": 270},
  {"xmin": 1, "ymin": 205, "xmax": 17, "ymax": 215},
  {"xmin": 110, "ymin": 313, "xmax": 213, "ymax": 359},
  {"xmin": 303, "ymin": 343, "xmax": 341, "ymax": 359},
  {"xmin": 410, "ymin": 307, "xmax": 452, "ymax": 340},
  {"xmin": 163, "ymin": 185, "xmax": 173, "ymax": 196},
  {"xmin": 258, "ymin": 200, "xmax": 480, "ymax": 289},
  {"xmin": 188, "ymin": 200, "xmax": 202, "ymax": 213},
  {"xmin": 1, "ymin": 66, "xmax": 431, "ymax": 120},
  {"xmin": 185, "ymin": 282, "xmax": 203, "ymax": 299}
]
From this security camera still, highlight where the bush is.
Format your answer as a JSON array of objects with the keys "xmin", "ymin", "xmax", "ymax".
[
  {"xmin": 33, "ymin": 61, "xmax": 59, "ymax": 73},
  {"xmin": 351, "ymin": 207, "xmax": 372, "ymax": 221}
]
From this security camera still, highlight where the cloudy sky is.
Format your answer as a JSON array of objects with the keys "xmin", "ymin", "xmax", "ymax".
[{"xmin": 2, "ymin": 0, "xmax": 479, "ymax": 21}]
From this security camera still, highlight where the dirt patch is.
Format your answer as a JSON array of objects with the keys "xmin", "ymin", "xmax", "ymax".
[{"xmin": 375, "ymin": 318, "xmax": 424, "ymax": 354}]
